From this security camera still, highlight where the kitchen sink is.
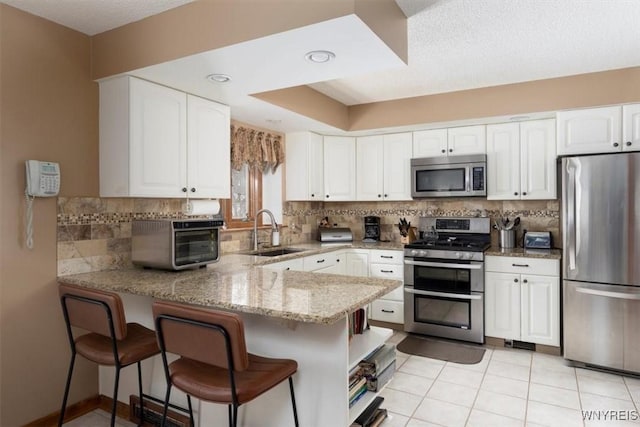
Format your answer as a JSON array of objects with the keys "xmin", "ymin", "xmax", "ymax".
[{"xmin": 249, "ymin": 248, "xmax": 307, "ymax": 257}]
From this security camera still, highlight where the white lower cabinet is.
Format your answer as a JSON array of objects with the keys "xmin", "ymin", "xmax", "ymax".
[
  {"xmin": 485, "ymin": 256, "xmax": 560, "ymax": 347},
  {"xmin": 368, "ymin": 250, "xmax": 404, "ymax": 324},
  {"xmin": 345, "ymin": 250, "xmax": 370, "ymax": 277}
]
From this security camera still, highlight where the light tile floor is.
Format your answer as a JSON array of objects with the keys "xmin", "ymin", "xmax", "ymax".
[{"xmin": 66, "ymin": 331, "xmax": 640, "ymax": 427}]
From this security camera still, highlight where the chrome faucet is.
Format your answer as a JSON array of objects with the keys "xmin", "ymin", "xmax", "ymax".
[{"xmin": 253, "ymin": 209, "xmax": 279, "ymax": 251}]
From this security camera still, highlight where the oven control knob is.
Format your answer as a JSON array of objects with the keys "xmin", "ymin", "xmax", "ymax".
[
  {"xmin": 454, "ymin": 252, "xmax": 463, "ymax": 259},
  {"xmin": 410, "ymin": 249, "xmax": 418, "ymax": 256},
  {"xmin": 462, "ymin": 253, "xmax": 472, "ymax": 260},
  {"xmin": 418, "ymin": 250, "xmax": 427, "ymax": 257}
]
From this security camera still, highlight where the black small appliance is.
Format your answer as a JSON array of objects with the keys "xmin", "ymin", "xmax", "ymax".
[{"xmin": 363, "ymin": 216, "xmax": 381, "ymax": 243}]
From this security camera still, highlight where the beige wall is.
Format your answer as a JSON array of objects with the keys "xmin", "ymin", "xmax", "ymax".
[{"xmin": 0, "ymin": 5, "xmax": 99, "ymax": 425}]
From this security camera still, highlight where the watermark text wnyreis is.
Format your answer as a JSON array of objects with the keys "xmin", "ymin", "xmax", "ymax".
[{"xmin": 582, "ymin": 410, "xmax": 639, "ymax": 421}]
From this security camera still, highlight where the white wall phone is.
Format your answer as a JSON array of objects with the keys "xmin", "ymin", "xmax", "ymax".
[{"xmin": 25, "ymin": 160, "xmax": 60, "ymax": 249}]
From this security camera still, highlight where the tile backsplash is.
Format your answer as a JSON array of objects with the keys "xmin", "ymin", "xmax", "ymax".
[{"xmin": 57, "ymin": 197, "xmax": 560, "ymax": 275}]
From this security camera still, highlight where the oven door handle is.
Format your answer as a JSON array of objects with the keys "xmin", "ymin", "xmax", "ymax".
[
  {"xmin": 404, "ymin": 259, "xmax": 483, "ymax": 270},
  {"xmin": 404, "ymin": 288, "xmax": 483, "ymax": 300}
]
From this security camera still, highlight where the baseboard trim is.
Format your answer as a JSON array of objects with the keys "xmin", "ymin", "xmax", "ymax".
[{"xmin": 24, "ymin": 395, "xmax": 101, "ymax": 427}]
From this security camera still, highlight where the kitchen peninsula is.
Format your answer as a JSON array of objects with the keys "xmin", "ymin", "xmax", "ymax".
[{"xmin": 57, "ymin": 252, "xmax": 402, "ymax": 426}]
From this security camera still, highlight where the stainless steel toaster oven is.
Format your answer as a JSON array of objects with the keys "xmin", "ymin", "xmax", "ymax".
[{"xmin": 132, "ymin": 217, "xmax": 224, "ymax": 270}]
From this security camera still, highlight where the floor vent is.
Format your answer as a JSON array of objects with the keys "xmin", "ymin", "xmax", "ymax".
[
  {"xmin": 506, "ymin": 340, "xmax": 536, "ymax": 351},
  {"xmin": 129, "ymin": 395, "xmax": 190, "ymax": 427}
]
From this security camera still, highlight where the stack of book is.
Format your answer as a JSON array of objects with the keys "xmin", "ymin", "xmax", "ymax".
[
  {"xmin": 349, "ymin": 307, "xmax": 368, "ymax": 338},
  {"xmin": 359, "ymin": 343, "xmax": 396, "ymax": 392},
  {"xmin": 348, "ymin": 365, "xmax": 368, "ymax": 408},
  {"xmin": 350, "ymin": 396, "xmax": 387, "ymax": 427}
]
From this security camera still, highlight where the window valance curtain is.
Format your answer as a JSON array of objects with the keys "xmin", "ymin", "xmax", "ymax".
[{"xmin": 231, "ymin": 124, "xmax": 284, "ymax": 173}]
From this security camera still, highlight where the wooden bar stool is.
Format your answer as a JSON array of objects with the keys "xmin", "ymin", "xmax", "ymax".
[
  {"xmin": 58, "ymin": 283, "xmax": 160, "ymax": 427},
  {"xmin": 152, "ymin": 300, "xmax": 299, "ymax": 427}
]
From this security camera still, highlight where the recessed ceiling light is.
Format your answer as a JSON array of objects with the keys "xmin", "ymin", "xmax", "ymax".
[
  {"xmin": 304, "ymin": 50, "xmax": 335, "ymax": 63},
  {"xmin": 206, "ymin": 73, "xmax": 231, "ymax": 83}
]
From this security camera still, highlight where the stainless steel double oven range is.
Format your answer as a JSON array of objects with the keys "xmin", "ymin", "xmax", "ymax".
[{"xmin": 404, "ymin": 217, "xmax": 491, "ymax": 344}]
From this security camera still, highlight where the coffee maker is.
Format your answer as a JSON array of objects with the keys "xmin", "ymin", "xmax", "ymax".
[{"xmin": 363, "ymin": 216, "xmax": 381, "ymax": 242}]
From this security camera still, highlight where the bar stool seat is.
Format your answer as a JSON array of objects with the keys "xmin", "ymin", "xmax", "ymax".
[
  {"xmin": 169, "ymin": 354, "xmax": 297, "ymax": 404},
  {"xmin": 75, "ymin": 323, "xmax": 160, "ymax": 366}
]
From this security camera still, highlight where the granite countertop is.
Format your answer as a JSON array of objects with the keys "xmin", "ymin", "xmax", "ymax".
[
  {"xmin": 485, "ymin": 247, "xmax": 562, "ymax": 260},
  {"xmin": 57, "ymin": 251, "xmax": 401, "ymax": 325}
]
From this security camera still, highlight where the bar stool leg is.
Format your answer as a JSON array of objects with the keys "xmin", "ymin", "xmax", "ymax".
[
  {"xmin": 136, "ymin": 361, "xmax": 145, "ymax": 426},
  {"xmin": 288, "ymin": 377, "xmax": 299, "ymax": 427},
  {"xmin": 58, "ymin": 351, "xmax": 76, "ymax": 426},
  {"xmin": 160, "ymin": 383, "xmax": 172, "ymax": 427},
  {"xmin": 110, "ymin": 366, "xmax": 120, "ymax": 427},
  {"xmin": 187, "ymin": 395, "xmax": 194, "ymax": 427}
]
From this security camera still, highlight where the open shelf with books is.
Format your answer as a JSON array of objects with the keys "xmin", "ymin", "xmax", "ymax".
[{"xmin": 348, "ymin": 326, "xmax": 395, "ymax": 425}]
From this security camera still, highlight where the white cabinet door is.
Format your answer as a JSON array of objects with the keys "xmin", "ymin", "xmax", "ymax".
[
  {"xmin": 485, "ymin": 271, "xmax": 521, "ymax": 340},
  {"xmin": 521, "ymin": 274, "xmax": 560, "ymax": 346},
  {"xmin": 345, "ymin": 250, "xmax": 369, "ymax": 277},
  {"xmin": 187, "ymin": 95, "xmax": 230, "ymax": 198},
  {"xmin": 129, "ymin": 77, "xmax": 187, "ymax": 197},
  {"xmin": 557, "ymin": 106, "xmax": 622, "ymax": 155},
  {"xmin": 520, "ymin": 119, "xmax": 556, "ymax": 200},
  {"xmin": 413, "ymin": 129, "xmax": 448, "ymax": 158},
  {"xmin": 486, "ymin": 123, "xmax": 520, "ymax": 200},
  {"xmin": 447, "ymin": 125, "xmax": 486, "ymax": 156},
  {"xmin": 356, "ymin": 135, "xmax": 384, "ymax": 201},
  {"xmin": 623, "ymin": 103, "xmax": 640, "ymax": 152},
  {"xmin": 285, "ymin": 132, "xmax": 324, "ymax": 200},
  {"xmin": 323, "ymin": 136, "xmax": 356, "ymax": 201},
  {"xmin": 308, "ymin": 133, "xmax": 325, "ymax": 200},
  {"xmin": 383, "ymin": 133, "xmax": 413, "ymax": 200}
]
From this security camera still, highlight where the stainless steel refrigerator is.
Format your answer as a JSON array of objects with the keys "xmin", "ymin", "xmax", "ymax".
[{"xmin": 562, "ymin": 152, "xmax": 640, "ymax": 373}]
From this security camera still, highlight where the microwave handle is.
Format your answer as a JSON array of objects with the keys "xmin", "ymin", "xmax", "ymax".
[{"xmin": 466, "ymin": 166, "xmax": 471, "ymax": 192}]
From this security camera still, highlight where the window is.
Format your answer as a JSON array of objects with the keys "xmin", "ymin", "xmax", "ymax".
[{"xmin": 223, "ymin": 165, "xmax": 262, "ymax": 229}]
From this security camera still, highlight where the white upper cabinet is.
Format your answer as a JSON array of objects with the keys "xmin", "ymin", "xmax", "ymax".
[
  {"xmin": 412, "ymin": 129, "xmax": 448, "ymax": 157},
  {"xmin": 623, "ymin": 104, "xmax": 640, "ymax": 152},
  {"xmin": 520, "ymin": 119, "xmax": 557, "ymax": 199},
  {"xmin": 356, "ymin": 133, "xmax": 412, "ymax": 201},
  {"xmin": 100, "ymin": 76, "xmax": 230, "ymax": 198},
  {"xmin": 487, "ymin": 119, "xmax": 556, "ymax": 200},
  {"xmin": 323, "ymin": 136, "xmax": 356, "ymax": 201},
  {"xmin": 557, "ymin": 105, "xmax": 622, "ymax": 155},
  {"xmin": 413, "ymin": 126, "xmax": 485, "ymax": 158},
  {"xmin": 285, "ymin": 132, "xmax": 324, "ymax": 201},
  {"xmin": 187, "ymin": 95, "xmax": 230, "ymax": 198},
  {"xmin": 447, "ymin": 125, "xmax": 487, "ymax": 155}
]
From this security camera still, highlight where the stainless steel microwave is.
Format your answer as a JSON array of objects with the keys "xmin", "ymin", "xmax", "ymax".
[
  {"xmin": 411, "ymin": 154, "xmax": 487, "ymax": 198},
  {"xmin": 132, "ymin": 217, "xmax": 224, "ymax": 270}
]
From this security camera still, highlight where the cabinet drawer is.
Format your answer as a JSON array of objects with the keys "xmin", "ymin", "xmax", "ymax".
[
  {"xmin": 380, "ymin": 285, "xmax": 404, "ymax": 302},
  {"xmin": 369, "ymin": 250, "xmax": 403, "ymax": 265},
  {"xmin": 369, "ymin": 263, "xmax": 403, "ymax": 280},
  {"xmin": 263, "ymin": 258, "xmax": 304, "ymax": 272},
  {"xmin": 303, "ymin": 252, "xmax": 338, "ymax": 272},
  {"xmin": 485, "ymin": 256, "xmax": 559, "ymax": 276},
  {"xmin": 370, "ymin": 300, "xmax": 404, "ymax": 324}
]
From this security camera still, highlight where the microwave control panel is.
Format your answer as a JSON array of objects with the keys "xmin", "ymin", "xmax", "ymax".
[{"xmin": 472, "ymin": 167, "xmax": 485, "ymax": 191}]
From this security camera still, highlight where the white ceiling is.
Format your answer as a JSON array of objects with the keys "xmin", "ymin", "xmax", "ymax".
[{"xmin": 3, "ymin": 0, "xmax": 640, "ymax": 134}]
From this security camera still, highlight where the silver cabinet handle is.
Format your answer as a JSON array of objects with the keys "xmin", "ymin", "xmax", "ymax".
[
  {"xmin": 576, "ymin": 286, "xmax": 640, "ymax": 300},
  {"xmin": 404, "ymin": 259, "xmax": 482, "ymax": 270},
  {"xmin": 404, "ymin": 288, "xmax": 483, "ymax": 300}
]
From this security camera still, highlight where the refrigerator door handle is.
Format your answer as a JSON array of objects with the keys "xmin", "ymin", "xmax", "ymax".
[
  {"xmin": 566, "ymin": 160, "xmax": 577, "ymax": 271},
  {"xmin": 576, "ymin": 285, "xmax": 640, "ymax": 300}
]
